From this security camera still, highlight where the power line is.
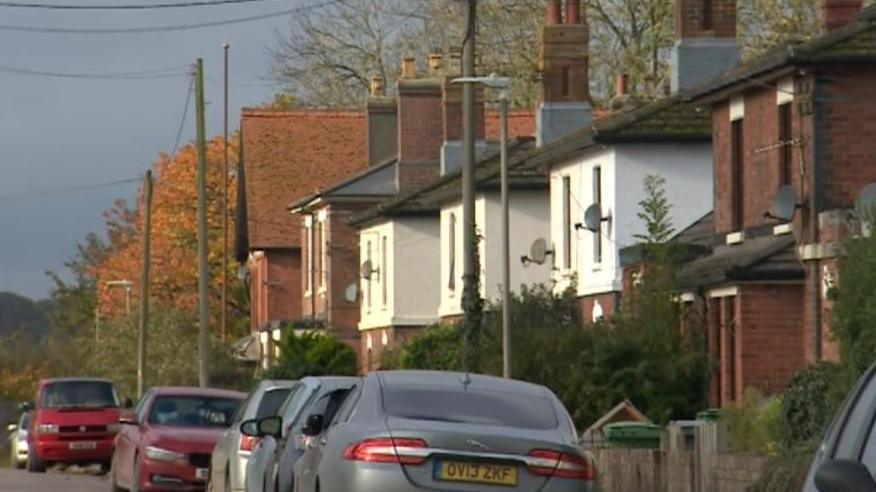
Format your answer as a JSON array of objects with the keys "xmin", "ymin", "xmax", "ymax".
[
  {"xmin": 0, "ymin": 0, "xmax": 277, "ymax": 10},
  {"xmin": 0, "ymin": 177, "xmax": 141, "ymax": 203},
  {"xmin": 0, "ymin": 0, "xmax": 341, "ymax": 34},
  {"xmin": 0, "ymin": 63, "xmax": 189, "ymax": 79},
  {"xmin": 172, "ymin": 74, "xmax": 196, "ymax": 155}
]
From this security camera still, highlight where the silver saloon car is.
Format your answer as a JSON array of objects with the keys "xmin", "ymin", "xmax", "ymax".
[
  {"xmin": 293, "ymin": 370, "xmax": 597, "ymax": 492},
  {"xmin": 7, "ymin": 412, "xmax": 29, "ymax": 469},
  {"xmin": 210, "ymin": 380, "xmax": 298, "ymax": 492}
]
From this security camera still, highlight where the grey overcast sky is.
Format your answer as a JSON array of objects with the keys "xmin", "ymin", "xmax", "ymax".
[{"xmin": 0, "ymin": 0, "xmax": 300, "ymax": 299}]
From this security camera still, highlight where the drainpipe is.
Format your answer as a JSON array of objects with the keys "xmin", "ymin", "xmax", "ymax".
[
  {"xmin": 700, "ymin": 288, "xmax": 711, "ymax": 408},
  {"xmin": 811, "ymin": 74, "xmax": 824, "ymax": 361},
  {"xmin": 305, "ymin": 211, "xmax": 317, "ymax": 328}
]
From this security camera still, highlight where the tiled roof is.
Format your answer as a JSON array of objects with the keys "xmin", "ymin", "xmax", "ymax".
[
  {"xmin": 287, "ymin": 157, "xmax": 398, "ymax": 212},
  {"xmin": 241, "ymin": 108, "xmax": 368, "ymax": 249},
  {"xmin": 676, "ymin": 234, "xmax": 804, "ymax": 290},
  {"xmin": 686, "ymin": 8, "xmax": 876, "ymax": 101},
  {"xmin": 350, "ymin": 96, "xmax": 710, "ymax": 228}
]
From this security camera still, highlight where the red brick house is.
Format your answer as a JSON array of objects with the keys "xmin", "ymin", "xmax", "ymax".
[
  {"xmin": 673, "ymin": 0, "xmax": 876, "ymax": 406},
  {"xmin": 236, "ymin": 109, "xmax": 367, "ymax": 366}
]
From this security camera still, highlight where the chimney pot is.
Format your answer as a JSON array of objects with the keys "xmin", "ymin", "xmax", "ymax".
[
  {"xmin": 546, "ymin": 0, "xmax": 562, "ymax": 25},
  {"xmin": 401, "ymin": 57, "xmax": 416, "ymax": 79},
  {"xmin": 822, "ymin": 0, "xmax": 863, "ymax": 31},
  {"xmin": 566, "ymin": 0, "xmax": 582, "ymax": 24},
  {"xmin": 615, "ymin": 73, "xmax": 629, "ymax": 97},
  {"xmin": 447, "ymin": 48, "xmax": 462, "ymax": 75},
  {"xmin": 370, "ymin": 75, "xmax": 385, "ymax": 97},
  {"xmin": 428, "ymin": 53, "xmax": 443, "ymax": 76}
]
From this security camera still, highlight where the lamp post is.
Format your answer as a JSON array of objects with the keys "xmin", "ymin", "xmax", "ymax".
[
  {"xmin": 106, "ymin": 279, "xmax": 133, "ymax": 318},
  {"xmin": 452, "ymin": 73, "xmax": 512, "ymax": 378}
]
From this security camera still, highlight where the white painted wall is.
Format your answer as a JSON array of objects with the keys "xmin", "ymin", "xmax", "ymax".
[
  {"xmin": 550, "ymin": 143, "xmax": 713, "ymax": 298},
  {"xmin": 358, "ymin": 218, "xmax": 441, "ymax": 330},
  {"xmin": 439, "ymin": 190, "xmax": 552, "ymax": 317}
]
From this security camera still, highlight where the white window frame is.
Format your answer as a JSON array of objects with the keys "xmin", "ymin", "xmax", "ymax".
[{"xmin": 303, "ymin": 219, "xmax": 313, "ymax": 297}]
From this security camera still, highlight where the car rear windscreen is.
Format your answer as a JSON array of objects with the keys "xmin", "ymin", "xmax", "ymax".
[
  {"xmin": 40, "ymin": 381, "xmax": 120, "ymax": 409},
  {"xmin": 255, "ymin": 387, "xmax": 293, "ymax": 419},
  {"xmin": 383, "ymin": 386, "xmax": 559, "ymax": 430}
]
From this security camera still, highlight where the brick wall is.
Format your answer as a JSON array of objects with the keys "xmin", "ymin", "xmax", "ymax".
[
  {"xmin": 739, "ymin": 283, "xmax": 806, "ymax": 395},
  {"xmin": 540, "ymin": 23, "xmax": 590, "ymax": 104},
  {"xmin": 578, "ymin": 291, "xmax": 619, "ymax": 325},
  {"xmin": 250, "ymin": 249, "xmax": 302, "ymax": 332},
  {"xmin": 441, "ymin": 78, "xmax": 485, "ymax": 142},
  {"xmin": 712, "ymin": 83, "xmax": 808, "ymax": 235},
  {"xmin": 397, "ymin": 80, "xmax": 443, "ymax": 164}
]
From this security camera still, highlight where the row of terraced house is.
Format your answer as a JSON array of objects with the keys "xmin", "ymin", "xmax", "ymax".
[{"xmin": 233, "ymin": 0, "xmax": 876, "ymax": 407}]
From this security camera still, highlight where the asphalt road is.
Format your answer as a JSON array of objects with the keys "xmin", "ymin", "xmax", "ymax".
[{"xmin": 0, "ymin": 467, "xmax": 107, "ymax": 492}]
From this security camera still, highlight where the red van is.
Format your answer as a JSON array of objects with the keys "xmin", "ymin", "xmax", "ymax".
[{"xmin": 26, "ymin": 377, "xmax": 130, "ymax": 473}]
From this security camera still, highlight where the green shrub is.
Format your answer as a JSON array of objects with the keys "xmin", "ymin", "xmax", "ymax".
[
  {"xmin": 781, "ymin": 361, "xmax": 845, "ymax": 446},
  {"xmin": 264, "ymin": 330, "xmax": 357, "ymax": 380},
  {"xmin": 749, "ymin": 439, "xmax": 818, "ymax": 492},
  {"xmin": 722, "ymin": 388, "xmax": 783, "ymax": 455}
]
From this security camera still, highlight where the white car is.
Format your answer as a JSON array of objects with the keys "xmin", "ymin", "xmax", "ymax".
[
  {"xmin": 209, "ymin": 380, "xmax": 298, "ymax": 492},
  {"xmin": 7, "ymin": 412, "xmax": 29, "ymax": 469}
]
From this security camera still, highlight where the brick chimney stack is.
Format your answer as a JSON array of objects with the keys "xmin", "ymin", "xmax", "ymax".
[
  {"xmin": 439, "ymin": 51, "xmax": 486, "ymax": 176},
  {"xmin": 671, "ymin": 0, "xmax": 740, "ymax": 93},
  {"xmin": 537, "ymin": 0, "xmax": 592, "ymax": 146},
  {"xmin": 366, "ymin": 74, "xmax": 397, "ymax": 167},
  {"xmin": 396, "ymin": 56, "xmax": 443, "ymax": 190},
  {"xmin": 822, "ymin": 0, "xmax": 863, "ymax": 31}
]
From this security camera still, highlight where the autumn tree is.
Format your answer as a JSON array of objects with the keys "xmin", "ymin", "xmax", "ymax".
[{"xmin": 93, "ymin": 136, "xmax": 247, "ymax": 336}]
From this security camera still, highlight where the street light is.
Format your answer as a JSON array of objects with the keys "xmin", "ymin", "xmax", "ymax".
[
  {"xmin": 452, "ymin": 73, "xmax": 512, "ymax": 379},
  {"xmin": 106, "ymin": 279, "xmax": 133, "ymax": 318}
]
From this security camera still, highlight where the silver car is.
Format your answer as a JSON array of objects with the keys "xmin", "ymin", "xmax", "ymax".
[
  {"xmin": 292, "ymin": 371, "xmax": 597, "ymax": 492},
  {"xmin": 243, "ymin": 376, "xmax": 358, "ymax": 492},
  {"xmin": 7, "ymin": 412, "xmax": 29, "ymax": 469},
  {"xmin": 209, "ymin": 380, "xmax": 298, "ymax": 492}
]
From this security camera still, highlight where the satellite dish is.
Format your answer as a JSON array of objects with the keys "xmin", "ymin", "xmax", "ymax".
[
  {"xmin": 771, "ymin": 185, "xmax": 797, "ymax": 222},
  {"xmin": 856, "ymin": 183, "xmax": 876, "ymax": 216},
  {"xmin": 530, "ymin": 238, "xmax": 549, "ymax": 265},
  {"xmin": 360, "ymin": 260, "xmax": 374, "ymax": 279},
  {"xmin": 344, "ymin": 283, "xmax": 358, "ymax": 303},
  {"xmin": 583, "ymin": 204, "xmax": 610, "ymax": 232}
]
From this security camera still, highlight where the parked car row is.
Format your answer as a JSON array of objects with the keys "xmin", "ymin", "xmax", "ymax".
[{"xmin": 221, "ymin": 371, "xmax": 596, "ymax": 492}]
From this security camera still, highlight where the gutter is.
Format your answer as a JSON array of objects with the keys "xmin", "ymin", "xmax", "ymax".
[{"xmin": 811, "ymin": 74, "xmax": 824, "ymax": 361}]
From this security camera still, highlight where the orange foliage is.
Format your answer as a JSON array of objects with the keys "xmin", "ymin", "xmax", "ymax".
[{"xmin": 93, "ymin": 136, "xmax": 240, "ymax": 323}]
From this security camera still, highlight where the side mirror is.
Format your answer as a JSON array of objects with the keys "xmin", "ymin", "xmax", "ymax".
[
  {"xmin": 257, "ymin": 416, "xmax": 283, "ymax": 439},
  {"xmin": 240, "ymin": 419, "xmax": 261, "ymax": 438},
  {"xmin": 20, "ymin": 401, "xmax": 33, "ymax": 412},
  {"xmin": 6, "ymin": 424, "xmax": 17, "ymax": 433},
  {"xmin": 815, "ymin": 459, "xmax": 876, "ymax": 492},
  {"xmin": 123, "ymin": 398, "xmax": 134, "ymax": 409},
  {"xmin": 301, "ymin": 414, "xmax": 324, "ymax": 437},
  {"xmin": 118, "ymin": 412, "xmax": 138, "ymax": 426}
]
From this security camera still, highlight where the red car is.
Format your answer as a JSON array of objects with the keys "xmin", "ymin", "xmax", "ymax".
[
  {"xmin": 110, "ymin": 387, "xmax": 245, "ymax": 492},
  {"xmin": 27, "ymin": 377, "xmax": 129, "ymax": 473}
]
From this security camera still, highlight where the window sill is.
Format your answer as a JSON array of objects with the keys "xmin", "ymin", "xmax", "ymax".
[
  {"xmin": 726, "ymin": 231, "xmax": 745, "ymax": 245},
  {"xmin": 773, "ymin": 223, "xmax": 793, "ymax": 236},
  {"xmin": 304, "ymin": 291, "xmax": 312, "ymax": 298}
]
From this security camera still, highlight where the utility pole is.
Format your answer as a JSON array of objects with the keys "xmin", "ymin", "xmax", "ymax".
[
  {"xmin": 137, "ymin": 170, "xmax": 153, "ymax": 398},
  {"xmin": 461, "ymin": 0, "xmax": 479, "ymax": 368},
  {"xmin": 499, "ymin": 92, "xmax": 510, "ymax": 379},
  {"xmin": 195, "ymin": 58, "xmax": 210, "ymax": 388},
  {"xmin": 221, "ymin": 43, "xmax": 230, "ymax": 342}
]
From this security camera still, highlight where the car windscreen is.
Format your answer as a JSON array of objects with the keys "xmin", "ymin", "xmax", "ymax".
[
  {"xmin": 382, "ymin": 386, "xmax": 559, "ymax": 430},
  {"xmin": 40, "ymin": 381, "xmax": 120, "ymax": 409},
  {"xmin": 255, "ymin": 387, "xmax": 293, "ymax": 419},
  {"xmin": 148, "ymin": 395, "xmax": 242, "ymax": 428}
]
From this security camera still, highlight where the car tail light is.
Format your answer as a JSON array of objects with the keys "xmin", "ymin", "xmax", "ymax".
[
  {"xmin": 343, "ymin": 438, "xmax": 428, "ymax": 465},
  {"xmin": 526, "ymin": 449, "xmax": 594, "ymax": 480},
  {"xmin": 240, "ymin": 435, "xmax": 259, "ymax": 452}
]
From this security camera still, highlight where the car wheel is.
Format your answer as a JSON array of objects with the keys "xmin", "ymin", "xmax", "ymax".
[
  {"xmin": 26, "ymin": 447, "xmax": 46, "ymax": 473},
  {"xmin": 109, "ymin": 453, "xmax": 125, "ymax": 492}
]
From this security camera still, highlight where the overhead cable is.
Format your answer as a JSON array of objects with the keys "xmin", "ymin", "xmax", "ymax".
[
  {"xmin": 0, "ymin": 0, "xmax": 276, "ymax": 10},
  {"xmin": 0, "ymin": 0, "xmax": 341, "ymax": 34},
  {"xmin": 0, "ymin": 63, "xmax": 189, "ymax": 79}
]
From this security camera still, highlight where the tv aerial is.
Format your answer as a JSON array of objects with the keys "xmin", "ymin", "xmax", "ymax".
[{"xmin": 344, "ymin": 283, "xmax": 359, "ymax": 303}]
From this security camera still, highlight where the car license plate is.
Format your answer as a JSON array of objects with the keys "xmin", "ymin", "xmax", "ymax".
[
  {"xmin": 195, "ymin": 468, "xmax": 209, "ymax": 480},
  {"xmin": 69, "ymin": 441, "xmax": 97, "ymax": 450},
  {"xmin": 435, "ymin": 461, "xmax": 518, "ymax": 486}
]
